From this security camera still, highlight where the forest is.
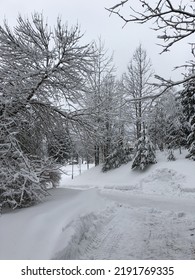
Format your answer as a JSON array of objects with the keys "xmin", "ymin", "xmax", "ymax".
[{"xmin": 0, "ymin": 0, "xmax": 195, "ymax": 211}]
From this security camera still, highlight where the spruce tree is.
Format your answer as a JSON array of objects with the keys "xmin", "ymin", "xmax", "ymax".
[
  {"xmin": 181, "ymin": 71, "xmax": 195, "ymax": 159},
  {"xmin": 102, "ymin": 137, "xmax": 132, "ymax": 172},
  {"xmin": 48, "ymin": 128, "xmax": 72, "ymax": 164},
  {"xmin": 132, "ymin": 125, "xmax": 156, "ymax": 170},
  {"xmin": 186, "ymin": 115, "xmax": 195, "ymax": 160},
  {"xmin": 165, "ymin": 117, "xmax": 186, "ymax": 152}
]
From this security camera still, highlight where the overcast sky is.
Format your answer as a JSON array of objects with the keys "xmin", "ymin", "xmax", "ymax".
[{"xmin": 1, "ymin": 0, "xmax": 193, "ymax": 81}]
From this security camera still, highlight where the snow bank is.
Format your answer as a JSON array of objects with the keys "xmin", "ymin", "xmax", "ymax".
[
  {"xmin": 53, "ymin": 206, "xmax": 115, "ymax": 260},
  {"xmin": 61, "ymin": 151, "xmax": 195, "ymax": 198},
  {"xmin": 0, "ymin": 188, "xmax": 113, "ymax": 259}
]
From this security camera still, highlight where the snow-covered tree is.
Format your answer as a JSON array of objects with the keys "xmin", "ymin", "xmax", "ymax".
[
  {"xmin": 47, "ymin": 126, "xmax": 72, "ymax": 164},
  {"xmin": 165, "ymin": 116, "xmax": 186, "ymax": 152},
  {"xmin": 180, "ymin": 71, "xmax": 195, "ymax": 159},
  {"xmin": 186, "ymin": 115, "xmax": 195, "ymax": 160},
  {"xmin": 122, "ymin": 44, "xmax": 156, "ymax": 140},
  {"xmin": 101, "ymin": 45, "xmax": 156, "ymax": 171},
  {"xmin": 147, "ymin": 101, "xmax": 167, "ymax": 150},
  {"xmin": 181, "ymin": 73, "xmax": 195, "ymax": 124},
  {"xmin": 148, "ymin": 90, "xmax": 186, "ymax": 152},
  {"xmin": 108, "ymin": 1, "xmax": 194, "ymax": 47},
  {"xmin": 84, "ymin": 39, "xmax": 116, "ymax": 165},
  {"xmin": 0, "ymin": 13, "xmax": 93, "ymax": 210},
  {"xmin": 107, "ymin": 1, "xmax": 195, "ymax": 88},
  {"xmin": 132, "ymin": 124, "xmax": 156, "ymax": 170},
  {"xmin": 102, "ymin": 136, "xmax": 132, "ymax": 172},
  {"xmin": 100, "ymin": 77, "xmax": 134, "ymax": 172}
]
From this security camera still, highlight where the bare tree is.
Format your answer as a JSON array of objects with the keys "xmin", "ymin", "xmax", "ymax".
[
  {"xmin": 107, "ymin": 0, "xmax": 195, "ymax": 87},
  {"xmin": 84, "ymin": 38, "xmax": 115, "ymax": 165},
  {"xmin": 122, "ymin": 44, "xmax": 155, "ymax": 140},
  {"xmin": 0, "ymin": 13, "xmax": 94, "ymax": 210}
]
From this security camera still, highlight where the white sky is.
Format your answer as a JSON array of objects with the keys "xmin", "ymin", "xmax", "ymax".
[{"xmin": 0, "ymin": 0, "xmax": 193, "ymax": 81}]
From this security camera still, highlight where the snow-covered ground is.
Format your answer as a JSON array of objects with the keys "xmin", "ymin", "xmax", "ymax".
[{"xmin": 1, "ymin": 150, "xmax": 195, "ymax": 260}]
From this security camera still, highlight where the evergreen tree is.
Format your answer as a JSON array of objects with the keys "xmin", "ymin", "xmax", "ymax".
[
  {"xmin": 147, "ymin": 101, "xmax": 167, "ymax": 150},
  {"xmin": 102, "ymin": 136, "xmax": 132, "ymax": 172},
  {"xmin": 48, "ymin": 127, "xmax": 72, "ymax": 164},
  {"xmin": 186, "ymin": 115, "xmax": 195, "ymax": 160},
  {"xmin": 165, "ymin": 115, "xmax": 186, "ymax": 152},
  {"xmin": 181, "ymin": 81, "xmax": 195, "ymax": 123},
  {"xmin": 132, "ymin": 125, "xmax": 156, "ymax": 170},
  {"xmin": 181, "ymin": 71, "xmax": 195, "ymax": 159},
  {"xmin": 148, "ymin": 90, "xmax": 186, "ymax": 152}
]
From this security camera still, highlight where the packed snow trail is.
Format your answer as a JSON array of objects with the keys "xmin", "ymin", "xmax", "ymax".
[
  {"xmin": 54, "ymin": 191, "xmax": 195, "ymax": 260},
  {"xmin": 100, "ymin": 190, "xmax": 195, "ymax": 214},
  {"xmin": 76, "ymin": 202, "xmax": 195, "ymax": 260},
  {"xmin": 54, "ymin": 153, "xmax": 195, "ymax": 260}
]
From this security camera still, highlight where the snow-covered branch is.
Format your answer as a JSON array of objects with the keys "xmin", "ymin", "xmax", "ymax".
[{"xmin": 107, "ymin": 0, "xmax": 195, "ymax": 53}]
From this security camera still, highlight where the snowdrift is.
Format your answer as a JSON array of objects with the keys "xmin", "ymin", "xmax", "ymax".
[{"xmin": 62, "ymin": 151, "xmax": 195, "ymax": 197}]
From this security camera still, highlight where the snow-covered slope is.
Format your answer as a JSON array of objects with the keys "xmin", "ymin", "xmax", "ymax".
[
  {"xmin": 1, "ymin": 150, "xmax": 195, "ymax": 260},
  {"xmin": 62, "ymin": 150, "xmax": 195, "ymax": 197}
]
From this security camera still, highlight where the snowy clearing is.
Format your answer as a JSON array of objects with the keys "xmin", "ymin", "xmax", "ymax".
[{"xmin": 1, "ymin": 151, "xmax": 195, "ymax": 260}]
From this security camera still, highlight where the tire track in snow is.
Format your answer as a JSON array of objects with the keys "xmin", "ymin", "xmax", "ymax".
[
  {"xmin": 141, "ymin": 209, "xmax": 195, "ymax": 259},
  {"xmin": 77, "ymin": 204, "xmax": 195, "ymax": 260},
  {"xmin": 79, "ymin": 204, "xmax": 150, "ymax": 260}
]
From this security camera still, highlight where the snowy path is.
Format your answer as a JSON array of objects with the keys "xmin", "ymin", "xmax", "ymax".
[
  {"xmin": 55, "ymin": 189, "xmax": 195, "ymax": 260},
  {"xmin": 100, "ymin": 190, "xmax": 195, "ymax": 214},
  {"xmin": 77, "ymin": 197, "xmax": 195, "ymax": 260},
  {"xmin": 1, "ymin": 186, "xmax": 195, "ymax": 260},
  {"xmin": 55, "ymin": 155, "xmax": 195, "ymax": 260}
]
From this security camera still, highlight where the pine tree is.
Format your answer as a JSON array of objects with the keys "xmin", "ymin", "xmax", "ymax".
[
  {"xmin": 147, "ymin": 101, "xmax": 167, "ymax": 150},
  {"xmin": 187, "ymin": 115, "xmax": 195, "ymax": 160},
  {"xmin": 148, "ymin": 90, "xmax": 187, "ymax": 152},
  {"xmin": 48, "ymin": 127, "xmax": 72, "ymax": 164},
  {"xmin": 165, "ymin": 116, "xmax": 186, "ymax": 152},
  {"xmin": 102, "ymin": 137, "xmax": 132, "ymax": 172},
  {"xmin": 181, "ymin": 71, "xmax": 195, "ymax": 159},
  {"xmin": 132, "ymin": 125, "xmax": 156, "ymax": 170}
]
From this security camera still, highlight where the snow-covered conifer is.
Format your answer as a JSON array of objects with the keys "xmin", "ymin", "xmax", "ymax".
[
  {"xmin": 132, "ymin": 125, "xmax": 156, "ymax": 170},
  {"xmin": 148, "ymin": 90, "xmax": 186, "ymax": 152},
  {"xmin": 48, "ymin": 127, "xmax": 72, "ymax": 164},
  {"xmin": 181, "ymin": 71, "xmax": 195, "ymax": 159},
  {"xmin": 186, "ymin": 115, "xmax": 195, "ymax": 160},
  {"xmin": 102, "ymin": 138, "xmax": 132, "ymax": 172}
]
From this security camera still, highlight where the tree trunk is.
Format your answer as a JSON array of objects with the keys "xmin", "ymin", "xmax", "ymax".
[{"xmin": 94, "ymin": 145, "xmax": 100, "ymax": 166}]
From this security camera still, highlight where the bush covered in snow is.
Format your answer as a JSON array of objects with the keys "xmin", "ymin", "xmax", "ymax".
[{"xmin": 0, "ymin": 136, "xmax": 61, "ymax": 210}]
